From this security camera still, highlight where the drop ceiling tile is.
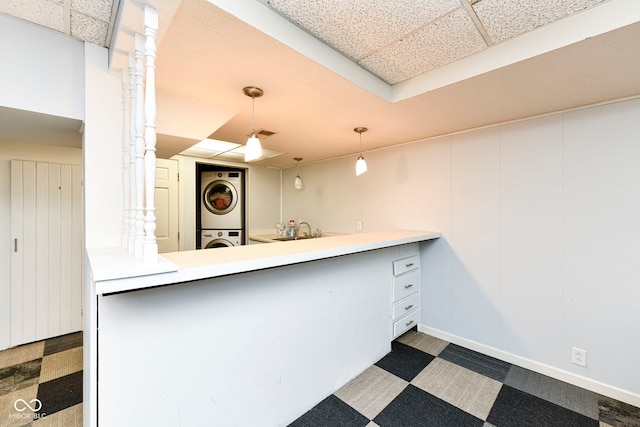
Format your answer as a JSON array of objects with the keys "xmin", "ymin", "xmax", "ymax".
[
  {"xmin": 0, "ymin": 0, "xmax": 64, "ymax": 32},
  {"xmin": 361, "ymin": 8, "xmax": 487, "ymax": 84},
  {"xmin": 267, "ymin": 0, "xmax": 461, "ymax": 60},
  {"xmin": 473, "ymin": 0, "xmax": 608, "ymax": 44},
  {"xmin": 71, "ymin": 0, "xmax": 113, "ymax": 22},
  {"xmin": 71, "ymin": 11, "xmax": 108, "ymax": 46}
]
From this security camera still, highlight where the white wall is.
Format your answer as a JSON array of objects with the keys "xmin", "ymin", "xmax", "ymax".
[
  {"xmin": 281, "ymin": 97, "xmax": 640, "ymax": 404},
  {"xmin": 0, "ymin": 14, "xmax": 84, "ymax": 119},
  {"xmin": 83, "ymin": 44, "xmax": 124, "ymax": 249}
]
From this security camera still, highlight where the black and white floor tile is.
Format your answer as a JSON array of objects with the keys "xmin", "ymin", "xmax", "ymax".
[
  {"xmin": 290, "ymin": 330, "xmax": 640, "ymax": 427},
  {"xmin": 0, "ymin": 332, "xmax": 83, "ymax": 427}
]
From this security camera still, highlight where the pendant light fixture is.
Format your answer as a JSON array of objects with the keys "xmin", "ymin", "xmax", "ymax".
[
  {"xmin": 354, "ymin": 127, "xmax": 368, "ymax": 176},
  {"xmin": 293, "ymin": 157, "xmax": 303, "ymax": 190},
  {"xmin": 243, "ymin": 86, "xmax": 264, "ymax": 162}
]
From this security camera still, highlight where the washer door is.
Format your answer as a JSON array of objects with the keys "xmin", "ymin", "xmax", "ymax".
[
  {"xmin": 204, "ymin": 238, "xmax": 233, "ymax": 249},
  {"xmin": 203, "ymin": 180, "xmax": 238, "ymax": 215}
]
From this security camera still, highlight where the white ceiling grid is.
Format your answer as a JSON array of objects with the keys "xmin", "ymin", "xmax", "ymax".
[
  {"xmin": 0, "ymin": 0, "xmax": 117, "ymax": 47},
  {"xmin": 265, "ymin": 0, "xmax": 610, "ymax": 84}
]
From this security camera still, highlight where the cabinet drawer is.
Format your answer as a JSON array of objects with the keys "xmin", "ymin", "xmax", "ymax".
[
  {"xmin": 392, "ymin": 269, "xmax": 419, "ymax": 302},
  {"xmin": 393, "ymin": 255, "xmax": 419, "ymax": 276},
  {"xmin": 392, "ymin": 293, "xmax": 419, "ymax": 321},
  {"xmin": 393, "ymin": 310, "xmax": 419, "ymax": 338}
]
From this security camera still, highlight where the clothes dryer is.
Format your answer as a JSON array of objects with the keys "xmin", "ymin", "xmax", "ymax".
[
  {"xmin": 201, "ymin": 171, "xmax": 243, "ymax": 229},
  {"xmin": 201, "ymin": 230, "xmax": 243, "ymax": 249}
]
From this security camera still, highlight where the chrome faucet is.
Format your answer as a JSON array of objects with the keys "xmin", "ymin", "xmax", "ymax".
[{"xmin": 297, "ymin": 222, "xmax": 312, "ymax": 238}]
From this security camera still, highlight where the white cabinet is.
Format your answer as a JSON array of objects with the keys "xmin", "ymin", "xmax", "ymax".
[{"xmin": 392, "ymin": 254, "xmax": 420, "ymax": 339}]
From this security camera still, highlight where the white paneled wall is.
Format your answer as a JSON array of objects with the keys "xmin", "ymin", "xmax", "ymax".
[
  {"xmin": 281, "ymin": 97, "xmax": 640, "ymax": 404},
  {"xmin": 563, "ymin": 100, "xmax": 640, "ymax": 388},
  {"xmin": 498, "ymin": 116, "xmax": 564, "ymax": 366},
  {"xmin": 450, "ymin": 128, "xmax": 502, "ymax": 349}
]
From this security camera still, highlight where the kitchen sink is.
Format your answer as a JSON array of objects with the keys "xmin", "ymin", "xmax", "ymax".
[{"xmin": 273, "ymin": 236, "xmax": 313, "ymax": 241}]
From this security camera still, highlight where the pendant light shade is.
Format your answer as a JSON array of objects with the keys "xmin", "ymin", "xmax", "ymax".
[
  {"xmin": 243, "ymin": 86, "xmax": 264, "ymax": 162},
  {"xmin": 245, "ymin": 134, "xmax": 262, "ymax": 162},
  {"xmin": 354, "ymin": 127, "xmax": 368, "ymax": 176},
  {"xmin": 294, "ymin": 157, "xmax": 303, "ymax": 190},
  {"xmin": 355, "ymin": 155, "xmax": 367, "ymax": 176}
]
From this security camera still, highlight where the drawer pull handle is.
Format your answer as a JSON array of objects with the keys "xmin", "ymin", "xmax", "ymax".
[
  {"xmin": 405, "ymin": 262, "xmax": 414, "ymax": 268},
  {"xmin": 406, "ymin": 320, "xmax": 414, "ymax": 327},
  {"xmin": 405, "ymin": 304, "xmax": 413, "ymax": 310},
  {"xmin": 404, "ymin": 284, "xmax": 414, "ymax": 289}
]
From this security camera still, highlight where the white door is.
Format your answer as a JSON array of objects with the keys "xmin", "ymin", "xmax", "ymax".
[
  {"xmin": 155, "ymin": 158, "xmax": 179, "ymax": 253},
  {"xmin": 10, "ymin": 160, "xmax": 83, "ymax": 346}
]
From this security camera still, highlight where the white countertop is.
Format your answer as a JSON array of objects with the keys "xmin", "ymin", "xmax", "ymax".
[{"xmin": 89, "ymin": 230, "xmax": 440, "ymax": 295}]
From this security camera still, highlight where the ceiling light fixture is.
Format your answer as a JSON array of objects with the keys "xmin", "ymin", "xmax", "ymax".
[
  {"xmin": 243, "ymin": 86, "xmax": 264, "ymax": 162},
  {"xmin": 293, "ymin": 157, "xmax": 303, "ymax": 190},
  {"xmin": 354, "ymin": 127, "xmax": 368, "ymax": 176}
]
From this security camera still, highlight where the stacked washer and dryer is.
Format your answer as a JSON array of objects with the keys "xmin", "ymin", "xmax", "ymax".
[{"xmin": 200, "ymin": 170, "xmax": 244, "ymax": 249}]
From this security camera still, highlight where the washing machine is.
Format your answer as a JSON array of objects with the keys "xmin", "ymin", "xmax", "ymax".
[
  {"xmin": 201, "ymin": 230, "xmax": 243, "ymax": 249},
  {"xmin": 201, "ymin": 171, "xmax": 243, "ymax": 229}
]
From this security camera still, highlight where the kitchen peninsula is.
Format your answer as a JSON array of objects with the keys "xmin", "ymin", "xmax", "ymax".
[{"xmin": 86, "ymin": 230, "xmax": 439, "ymax": 426}]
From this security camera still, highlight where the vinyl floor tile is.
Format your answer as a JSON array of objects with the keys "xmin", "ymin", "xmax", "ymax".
[
  {"xmin": 375, "ymin": 341, "xmax": 434, "ymax": 382},
  {"xmin": 487, "ymin": 384, "xmax": 599, "ymax": 427},
  {"xmin": 504, "ymin": 365, "xmax": 599, "ymax": 419},
  {"xmin": 334, "ymin": 365, "xmax": 408, "ymax": 419},
  {"xmin": 411, "ymin": 357, "xmax": 502, "ymax": 420},
  {"xmin": 598, "ymin": 395, "xmax": 640, "ymax": 427}
]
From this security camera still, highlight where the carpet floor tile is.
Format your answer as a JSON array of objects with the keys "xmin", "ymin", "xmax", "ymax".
[
  {"xmin": 334, "ymin": 365, "xmax": 408, "ymax": 419},
  {"xmin": 0, "ymin": 359, "xmax": 42, "ymax": 395},
  {"xmin": 375, "ymin": 341, "xmax": 435, "ymax": 382},
  {"xmin": 438, "ymin": 343, "xmax": 512, "ymax": 382},
  {"xmin": 504, "ymin": 364, "xmax": 599, "ymax": 419},
  {"xmin": 36, "ymin": 370, "xmax": 83, "ymax": 418},
  {"xmin": 395, "ymin": 329, "xmax": 449, "ymax": 356},
  {"xmin": 0, "ymin": 332, "xmax": 83, "ymax": 427},
  {"xmin": 290, "ymin": 331, "xmax": 640, "ymax": 427},
  {"xmin": 374, "ymin": 384, "xmax": 485, "ymax": 427},
  {"xmin": 39, "ymin": 346, "xmax": 83, "ymax": 383},
  {"xmin": 487, "ymin": 385, "xmax": 599, "ymax": 427},
  {"xmin": 0, "ymin": 342, "xmax": 44, "ymax": 370},
  {"xmin": 289, "ymin": 394, "xmax": 370, "ymax": 427},
  {"xmin": 411, "ymin": 357, "xmax": 502, "ymax": 420}
]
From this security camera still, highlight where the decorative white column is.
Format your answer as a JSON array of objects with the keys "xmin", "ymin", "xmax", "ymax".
[
  {"xmin": 143, "ymin": 5, "xmax": 158, "ymax": 264},
  {"xmin": 133, "ymin": 33, "xmax": 146, "ymax": 258},
  {"xmin": 121, "ymin": 70, "xmax": 130, "ymax": 249},
  {"xmin": 128, "ymin": 53, "xmax": 137, "ymax": 253}
]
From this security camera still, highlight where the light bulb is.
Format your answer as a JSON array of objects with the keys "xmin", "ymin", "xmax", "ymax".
[
  {"xmin": 355, "ymin": 155, "xmax": 367, "ymax": 176},
  {"xmin": 244, "ymin": 135, "xmax": 262, "ymax": 162}
]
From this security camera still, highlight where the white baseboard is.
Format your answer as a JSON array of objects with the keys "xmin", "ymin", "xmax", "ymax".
[{"xmin": 418, "ymin": 324, "xmax": 640, "ymax": 408}]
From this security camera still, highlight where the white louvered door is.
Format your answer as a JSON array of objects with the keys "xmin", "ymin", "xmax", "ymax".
[{"xmin": 10, "ymin": 160, "xmax": 83, "ymax": 347}]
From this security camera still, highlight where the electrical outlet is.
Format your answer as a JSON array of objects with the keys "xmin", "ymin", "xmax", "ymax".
[
  {"xmin": 571, "ymin": 347, "xmax": 587, "ymax": 367},
  {"xmin": 356, "ymin": 220, "xmax": 363, "ymax": 231}
]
